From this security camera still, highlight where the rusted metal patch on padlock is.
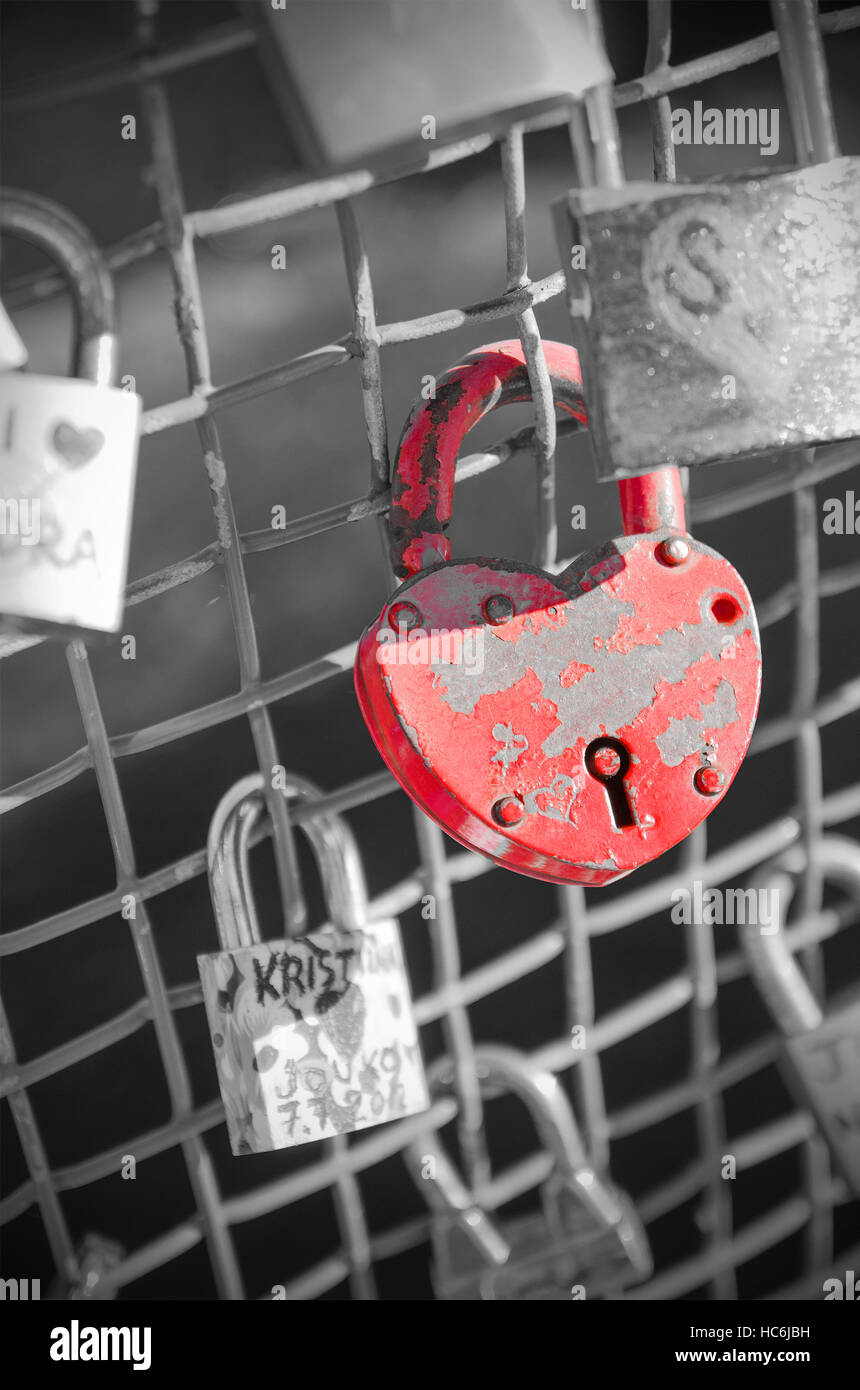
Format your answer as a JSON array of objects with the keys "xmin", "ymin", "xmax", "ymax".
[
  {"xmin": 356, "ymin": 531, "xmax": 760, "ymax": 885},
  {"xmin": 554, "ymin": 157, "xmax": 860, "ymax": 479},
  {"xmin": 390, "ymin": 340, "xmax": 586, "ymax": 578},
  {"xmin": 356, "ymin": 338, "xmax": 761, "ymax": 885},
  {"xmin": 199, "ymin": 920, "xmax": 428, "ymax": 1154}
]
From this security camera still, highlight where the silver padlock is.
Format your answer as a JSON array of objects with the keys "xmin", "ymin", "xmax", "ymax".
[
  {"xmin": 199, "ymin": 772, "xmax": 430, "ymax": 1155},
  {"xmin": 0, "ymin": 189, "xmax": 141, "ymax": 637},
  {"xmin": 406, "ymin": 1045, "xmax": 652, "ymax": 1299},
  {"xmin": 554, "ymin": 129, "xmax": 860, "ymax": 479},
  {"xmin": 740, "ymin": 835, "xmax": 860, "ymax": 1198}
]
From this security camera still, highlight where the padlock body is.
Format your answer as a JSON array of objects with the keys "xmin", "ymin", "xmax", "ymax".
[
  {"xmin": 783, "ymin": 994, "xmax": 860, "ymax": 1197},
  {"xmin": 434, "ymin": 1196, "xmax": 651, "ymax": 1300},
  {"xmin": 555, "ymin": 157, "xmax": 860, "ymax": 479},
  {"xmin": 198, "ymin": 919, "xmax": 429, "ymax": 1154},
  {"xmin": 0, "ymin": 373, "xmax": 140, "ymax": 636},
  {"xmin": 355, "ymin": 529, "xmax": 761, "ymax": 885}
]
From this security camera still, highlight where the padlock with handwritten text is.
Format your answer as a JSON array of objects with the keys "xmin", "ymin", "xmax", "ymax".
[
  {"xmin": 355, "ymin": 340, "xmax": 762, "ymax": 885},
  {"xmin": 740, "ymin": 836, "xmax": 860, "ymax": 1197},
  {"xmin": 0, "ymin": 190, "xmax": 141, "ymax": 638},
  {"xmin": 553, "ymin": 158, "xmax": 860, "ymax": 480},
  {"xmin": 198, "ymin": 772, "xmax": 429, "ymax": 1154},
  {"xmin": 406, "ymin": 1046, "xmax": 652, "ymax": 1299}
]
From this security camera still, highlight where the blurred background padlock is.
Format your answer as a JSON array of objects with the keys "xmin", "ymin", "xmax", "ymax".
[
  {"xmin": 406, "ymin": 1045, "xmax": 652, "ymax": 1299},
  {"xmin": 740, "ymin": 836, "xmax": 860, "ymax": 1199}
]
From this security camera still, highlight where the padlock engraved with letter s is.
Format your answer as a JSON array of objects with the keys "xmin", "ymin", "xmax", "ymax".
[
  {"xmin": 554, "ymin": 158, "xmax": 860, "ymax": 479},
  {"xmin": 198, "ymin": 772, "xmax": 429, "ymax": 1155},
  {"xmin": 0, "ymin": 189, "xmax": 141, "ymax": 638},
  {"xmin": 355, "ymin": 339, "xmax": 762, "ymax": 886}
]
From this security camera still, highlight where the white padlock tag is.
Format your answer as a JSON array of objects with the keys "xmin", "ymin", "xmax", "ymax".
[
  {"xmin": 0, "ymin": 374, "xmax": 140, "ymax": 635},
  {"xmin": 198, "ymin": 918, "xmax": 429, "ymax": 1154}
]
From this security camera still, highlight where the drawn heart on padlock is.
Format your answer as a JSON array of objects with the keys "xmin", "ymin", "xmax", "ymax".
[
  {"xmin": 355, "ymin": 339, "xmax": 762, "ymax": 887},
  {"xmin": 317, "ymin": 979, "xmax": 367, "ymax": 1060},
  {"xmin": 50, "ymin": 420, "xmax": 106, "ymax": 467}
]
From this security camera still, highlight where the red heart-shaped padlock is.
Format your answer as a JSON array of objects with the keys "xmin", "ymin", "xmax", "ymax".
[{"xmin": 355, "ymin": 341, "xmax": 761, "ymax": 886}]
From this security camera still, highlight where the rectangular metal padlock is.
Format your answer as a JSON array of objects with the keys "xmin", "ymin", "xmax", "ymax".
[
  {"xmin": 434, "ymin": 1194, "xmax": 650, "ymax": 1301},
  {"xmin": 245, "ymin": 0, "xmax": 611, "ymax": 169},
  {"xmin": 553, "ymin": 157, "xmax": 860, "ymax": 480},
  {"xmin": 199, "ymin": 922, "xmax": 429, "ymax": 1154},
  {"xmin": 406, "ymin": 1045, "xmax": 652, "ymax": 1300},
  {"xmin": 0, "ymin": 191, "xmax": 141, "ymax": 638},
  {"xmin": 200, "ymin": 772, "xmax": 429, "ymax": 1155},
  {"xmin": 0, "ymin": 374, "xmax": 140, "ymax": 636}
]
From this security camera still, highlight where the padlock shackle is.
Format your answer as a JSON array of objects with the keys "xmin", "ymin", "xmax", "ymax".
[
  {"xmin": 0, "ymin": 188, "xmax": 117, "ymax": 386},
  {"xmin": 388, "ymin": 339, "xmax": 686, "ymax": 578},
  {"xmin": 740, "ymin": 835, "xmax": 860, "ymax": 1037},
  {"xmin": 406, "ymin": 1043, "xmax": 651, "ymax": 1280},
  {"xmin": 207, "ymin": 771, "xmax": 371, "ymax": 949}
]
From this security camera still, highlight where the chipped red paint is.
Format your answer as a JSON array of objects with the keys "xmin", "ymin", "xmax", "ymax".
[
  {"xmin": 389, "ymin": 339, "xmax": 686, "ymax": 578},
  {"xmin": 391, "ymin": 341, "xmax": 585, "ymax": 577},
  {"xmin": 356, "ymin": 341, "xmax": 761, "ymax": 886}
]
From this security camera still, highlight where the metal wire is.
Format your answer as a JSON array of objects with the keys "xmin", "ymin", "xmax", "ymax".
[{"xmin": 2, "ymin": 0, "xmax": 860, "ymax": 1301}]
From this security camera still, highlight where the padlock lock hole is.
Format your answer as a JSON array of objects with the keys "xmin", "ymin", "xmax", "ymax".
[{"xmin": 584, "ymin": 737, "xmax": 636, "ymax": 829}]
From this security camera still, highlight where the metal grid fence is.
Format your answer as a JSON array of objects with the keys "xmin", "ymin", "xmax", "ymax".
[{"xmin": 2, "ymin": 0, "xmax": 860, "ymax": 1300}]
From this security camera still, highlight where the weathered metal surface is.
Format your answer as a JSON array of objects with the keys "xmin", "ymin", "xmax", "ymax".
[
  {"xmin": 356, "ymin": 339, "xmax": 761, "ymax": 886},
  {"xmin": 201, "ymin": 773, "xmax": 428, "ymax": 1154},
  {"xmin": 389, "ymin": 338, "xmax": 588, "ymax": 578},
  {"xmin": 199, "ymin": 924, "xmax": 429, "ymax": 1153},
  {"xmin": 554, "ymin": 157, "xmax": 860, "ymax": 480},
  {"xmin": 388, "ymin": 336, "xmax": 685, "ymax": 577},
  {"xmin": 356, "ymin": 532, "xmax": 761, "ymax": 885}
]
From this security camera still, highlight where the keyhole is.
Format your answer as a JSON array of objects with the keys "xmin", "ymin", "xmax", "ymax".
[{"xmin": 584, "ymin": 738, "xmax": 635, "ymax": 828}]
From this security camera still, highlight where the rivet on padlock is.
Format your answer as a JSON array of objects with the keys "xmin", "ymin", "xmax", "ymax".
[
  {"xmin": 355, "ymin": 339, "xmax": 762, "ymax": 886},
  {"xmin": 740, "ymin": 835, "xmax": 860, "ymax": 1198},
  {"xmin": 199, "ymin": 772, "xmax": 429, "ymax": 1154},
  {"xmin": 406, "ymin": 1045, "xmax": 652, "ymax": 1300},
  {"xmin": 0, "ymin": 190, "xmax": 141, "ymax": 638}
]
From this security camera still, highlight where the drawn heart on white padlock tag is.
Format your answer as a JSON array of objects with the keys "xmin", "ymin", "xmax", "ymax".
[{"xmin": 51, "ymin": 420, "xmax": 106, "ymax": 467}]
